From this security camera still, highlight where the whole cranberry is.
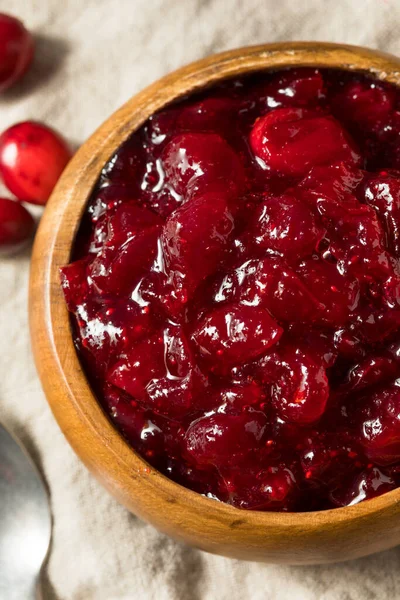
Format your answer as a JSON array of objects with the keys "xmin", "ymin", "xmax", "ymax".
[
  {"xmin": 297, "ymin": 257, "xmax": 360, "ymax": 326},
  {"xmin": 191, "ymin": 303, "xmax": 283, "ymax": 370},
  {"xmin": 102, "ymin": 384, "xmax": 185, "ymax": 465},
  {"xmin": 237, "ymin": 257, "xmax": 322, "ymax": 323},
  {"xmin": 271, "ymin": 344, "xmax": 329, "ymax": 425},
  {"xmin": 0, "ymin": 121, "xmax": 72, "ymax": 205},
  {"xmin": 108, "ymin": 333, "xmax": 166, "ymax": 401},
  {"xmin": 161, "ymin": 191, "xmax": 234, "ymax": 302},
  {"xmin": 250, "ymin": 107, "xmax": 361, "ymax": 178},
  {"xmin": 88, "ymin": 203, "xmax": 162, "ymax": 296},
  {"xmin": 161, "ymin": 132, "xmax": 244, "ymax": 199},
  {"xmin": 359, "ymin": 170, "xmax": 400, "ymax": 256},
  {"xmin": 356, "ymin": 384, "xmax": 400, "ymax": 465},
  {"xmin": 100, "ymin": 135, "xmax": 145, "ymax": 186},
  {"xmin": 330, "ymin": 468, "xmax": 396, "ymax": 507},
  {"xmin": 256, "ymin": 68, "xmax": 325, "ymax": 111},
  {"xmin": 231, "ymin": 465, "xmax": 299, "ymax": 511},
  {"xmin": 0, "ymin": 13, "xmax": 34, "ymax": 92},
  {"xmin": 59, "ymin": 258, "xmax": 90, "ymax": 311},
  {"xmin": 331, "ymin": 80, "xmax": 395, "ymax": 132},
  {"xmin": 341, "ymin": 356, "xmax": 399, "ymax": 393},
  {"xmin": 175, "ymin": 96, "xmax": 241, "ymax": 135},
  {"xmin": 0, "ymin": 196, "xmax": 34, "ymax": 253},
  {"xmin": 246, "ymin": 193, "xmax": 325, "ymax": 260},
  {"xmin": 184, "ymin": 411, "xmax": 268, "ymax": 468}
]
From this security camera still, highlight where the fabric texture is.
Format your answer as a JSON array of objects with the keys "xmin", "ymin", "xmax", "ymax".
[{"xmin": 1, "ymin": 0, "xmax": 400, "ymax": 598}]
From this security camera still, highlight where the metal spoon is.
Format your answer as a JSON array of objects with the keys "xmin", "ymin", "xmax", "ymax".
[{"xmin": 0, "ymin": 423, "xmax": 51, "ymax": 600}]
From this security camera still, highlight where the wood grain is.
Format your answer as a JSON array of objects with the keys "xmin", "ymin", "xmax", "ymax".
[{"xmin": 29, "ymin": 42, "xmax": 400, "ymax": 564}]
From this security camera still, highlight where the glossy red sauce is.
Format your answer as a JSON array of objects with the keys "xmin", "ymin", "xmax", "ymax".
[{"xmin": 61, "ymin": 68, "xmax": 400, "ymax": 511}]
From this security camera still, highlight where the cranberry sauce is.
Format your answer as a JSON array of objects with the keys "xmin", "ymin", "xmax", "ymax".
[{"xmin": 61, "ymin": 68, "xmax": 400, "ymax": 511}]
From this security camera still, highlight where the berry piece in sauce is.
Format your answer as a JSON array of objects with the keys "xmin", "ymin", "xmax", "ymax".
[
  {"xmin": 191, "ymin": 303, "xmax": 283, "ymax": 371},
  {"xmin": 161, "ymin": 132, "xmax": 244, "ymax": 199},
  {"xmin": 256, "ymin": 68, "xmax": 325, "ymax": 111},
  {"xmin": 249, "ymin": 107, "xmax": 361, "ymax": 177},
  {"xmin": 161, "ymin": 190, "xmax": 234, "ymax": 303}
]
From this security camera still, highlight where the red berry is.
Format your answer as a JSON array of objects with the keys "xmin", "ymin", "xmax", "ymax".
[
  {"xmin": 0, "ymin": 196, "xmax": 34, "ymax": 253},
  {"xmin": 341, "ymin": 356, "xmax": 399, "ymax": 393},
  {"xmin": 88, "ymin": 204, "xmax": 162, "ymax": 296},
  {"xmin": 59, "ymin": 258, "xmax": 90, "ymax": 312},
  {"xmin": 161, "ymin": 132, "xmax": 244, "ymax": 199},
  {"xmin": 256, "ymin": 68, "xmax": 325, "ymax": 111},
  {"xmin": 100, "ymin": 135, "xmax": 145, "ymax": 186},
  {"xmin": 297, "ymin": 257, "xmax": 360, "ymax": 326},
  {"xmin": 298, "ymin": 433, "xmax": 361, "ymax": 487},
  {"xmin": 224, "ymin": 465, "xmax": 299, "ymax": 511},
  {"xmin": 203, "ymin": 383, "xmax": 266, "ymax": 414},
  {"xmin": 330, "ymin": 468, "xmax": 396, "ymax": 507},
  {"xmin": 145, "ymin": 324, "xmax": 207, "ymax": 418},
  {"xmin": 161, "ymin": 191, "xmax": 234, "ymax": 302},
  {"xmin": 331, "ymin": 81, "xmax": 395, "ymax": 132},
  {"xmin": 355, "ymin": 384, "xmax": 400, "ymax": 466},
  {"xmin": 237, "ymin": 257, "xmax": 323, "ymax": 323},
  {"xmin": 0, "ymin": 13, "xmax": 34, "ymax": 92},
  {"xmin": 299, "ymin": 161, "xmax": 364, "ymax": 201},
  {"xmin": 175, "ymin": 96, "xmax": 240, "ymax": 135},
  {"xmin": 0, "ymin": 121, "xmax": 72, "ymax": 205},
  {"xmin": 146, "ymin": 369, "xmax": 206, "ymax": 419},
  {"xmin": 72, "ymin": 298, "xmax": 153, "ymax": 374},
  {"xmin": 359, "ymin": 170, "xmax": 400, "ymax": 256},
  {"xmin": 184, "ymin": 411, "xmax": 268, "ymax": 467},
  {"xmin": 191, "ymin": 303, "xmax": 283, "ymax": 370},
  {"xmin": 107, "ymin": 333, "xmax": 166, "ymax": 401},
  {"xmin": 271, "ymin": 344, "xmax": 329, "ymax": 425},
  {"xmin": 102, "ymin": 384, "xmax": 184, "ymax": 465},
  {"xmin": 246, "ymin": 193, "xmax": 325, "ymax": 260},
  {"xmin": 300, "ymin": 165, "xmax": 391, "ymax": 281},
  {"xmin": 250, "ymin": 107, "xmax": 361, "ymax": 177}
]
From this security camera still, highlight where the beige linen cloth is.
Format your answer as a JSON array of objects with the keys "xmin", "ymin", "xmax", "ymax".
[{"xmin": 1, "ymin": 0, "xmax": 400, "ymax": 598}]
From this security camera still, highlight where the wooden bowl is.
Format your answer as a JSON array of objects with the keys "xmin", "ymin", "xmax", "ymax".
[{"xmin": 29, "ymin": 42, "xmax": 400, "ymax": 564}]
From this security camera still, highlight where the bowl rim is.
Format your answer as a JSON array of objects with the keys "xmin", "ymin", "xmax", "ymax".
[{"xmin": 30, "ymin": 41, "xmax": 400, "ymax": 546}]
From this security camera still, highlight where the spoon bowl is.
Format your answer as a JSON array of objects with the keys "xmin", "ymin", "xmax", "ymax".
[{"xmin": 0, "ymin": 424, "xmax": 51, "ymax": 600}]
